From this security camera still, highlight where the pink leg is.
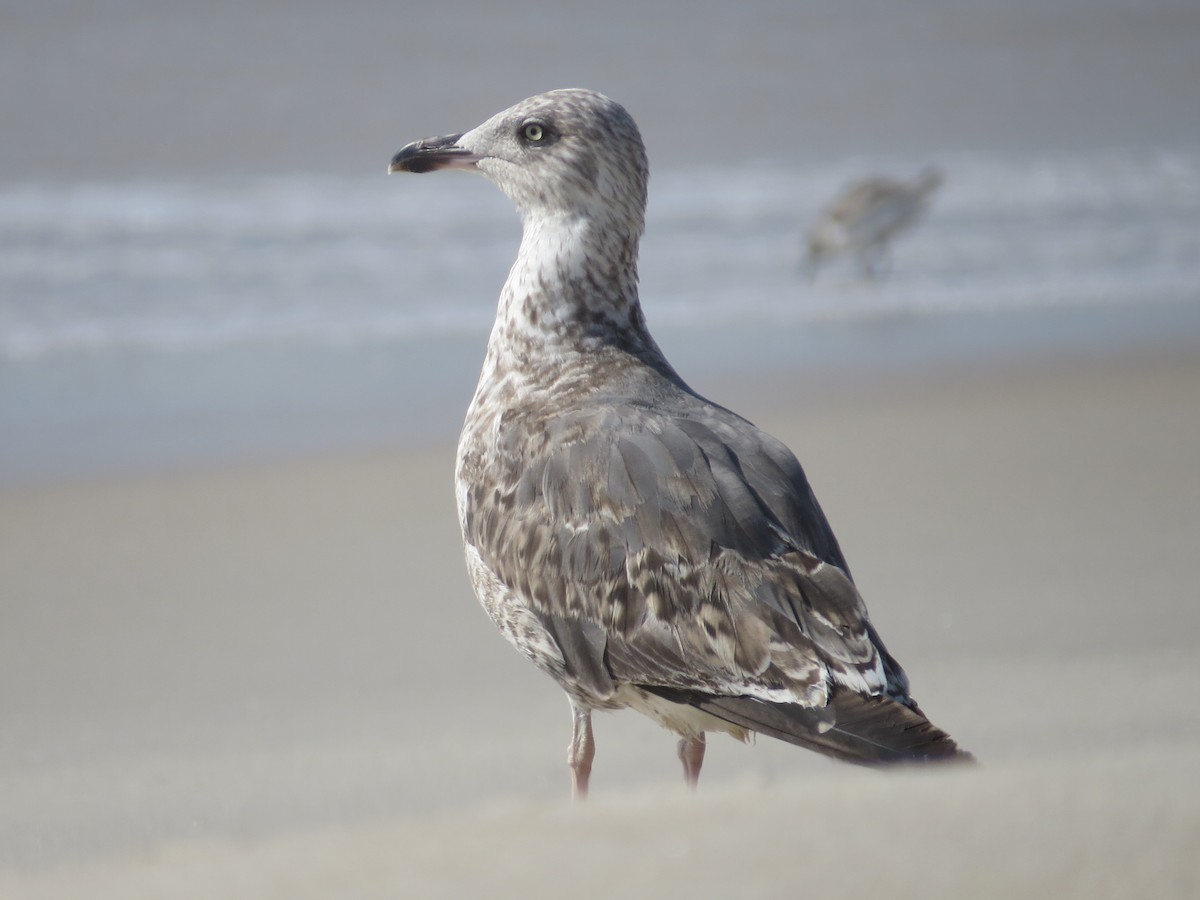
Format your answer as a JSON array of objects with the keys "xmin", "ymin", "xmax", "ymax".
[
  {"xmin": 677, "ymin": 733, "xmax": 706, "ymax": 789},
  {"xmin": 567, "ymin": 703, "xmax": 595, "ymax": 801}
]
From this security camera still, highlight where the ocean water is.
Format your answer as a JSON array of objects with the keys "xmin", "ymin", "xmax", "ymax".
[{"xmin": 3, "ymin": 150, "xmax": 1200, "ymax": 483}]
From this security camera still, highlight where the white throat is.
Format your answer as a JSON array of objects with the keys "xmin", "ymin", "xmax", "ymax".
[{"xmin": 491, "ymin": 205, "xmax": 642, "ymax": 356}]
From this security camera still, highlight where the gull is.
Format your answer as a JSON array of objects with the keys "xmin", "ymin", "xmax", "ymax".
[
  {"xmin": 804, "ymin": 168, "xmax": 944, "ymax": 280},
  {"xmin": 390, "ymin": 90, "xmax": 969, "ymax": 798}
]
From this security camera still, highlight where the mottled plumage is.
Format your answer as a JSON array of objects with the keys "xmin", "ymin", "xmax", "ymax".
[
  {"xmin": 390, "ymin": 90, "xmax": 968, "ymax": 797},
  {"xmin": 805, "ymin": 168, "xmax": 944, "ymax": 280}
]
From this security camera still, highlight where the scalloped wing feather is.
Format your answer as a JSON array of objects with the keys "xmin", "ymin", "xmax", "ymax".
[{"xmin": 460, "ymin": 395, "xmax": 907, "ymax": 710}]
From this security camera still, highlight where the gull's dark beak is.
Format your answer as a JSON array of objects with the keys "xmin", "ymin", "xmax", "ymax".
[{"xmin": 388, "ymin": 133, "xmax": 480, "ymax": 174}]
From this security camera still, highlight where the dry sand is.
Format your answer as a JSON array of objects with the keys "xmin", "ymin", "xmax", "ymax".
[{"xmin": 2, "ymin": 347, "xmax": 1199, "ymax": 897}]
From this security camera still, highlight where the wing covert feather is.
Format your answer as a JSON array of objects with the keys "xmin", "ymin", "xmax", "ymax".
[{"xmin": 463, "ymin": 400, "xmax": 903, "ymax": 704}]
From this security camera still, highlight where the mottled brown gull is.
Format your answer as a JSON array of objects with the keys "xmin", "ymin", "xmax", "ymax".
[
  {"xmin": 805, "ymin": 167, "xmax": 944, "ymax": 280},
  {"xmin": 389, "ymin": 89, "xmax": 969, "ymax": 798}
]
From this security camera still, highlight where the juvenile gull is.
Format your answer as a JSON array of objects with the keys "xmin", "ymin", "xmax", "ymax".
[
  {"xmin": 805, "ymin": 167, "xmax": 944, "ymax": 280},
  {"xmin": 390, "ymin": 90, "xmax": 969, "ymax": 798}
]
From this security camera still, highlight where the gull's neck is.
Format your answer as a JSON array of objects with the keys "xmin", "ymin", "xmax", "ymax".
[{"xmin": 488, "ymin": 207, "xmax": 656, "ymax": 366}]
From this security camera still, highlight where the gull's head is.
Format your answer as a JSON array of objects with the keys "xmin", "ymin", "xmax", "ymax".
[{"xmin": 390, "ymin": 89, "xmax": 648, "ymax": 229}]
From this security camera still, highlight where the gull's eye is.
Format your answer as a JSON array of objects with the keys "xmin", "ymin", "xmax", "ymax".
[{"xmin": 519, "ymin": 120, "xmax": 554, "ymax": 146}]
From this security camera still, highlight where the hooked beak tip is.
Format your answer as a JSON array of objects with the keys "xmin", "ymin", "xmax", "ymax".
[{"xmin": 389, "ymin": 133, "xmax": 479, "ymax": 175}]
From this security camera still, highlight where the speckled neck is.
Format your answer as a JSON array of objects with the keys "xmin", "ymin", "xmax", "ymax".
[{"xmin": 487, "ymin": 205, "xmax": 657, "ymax": 370}]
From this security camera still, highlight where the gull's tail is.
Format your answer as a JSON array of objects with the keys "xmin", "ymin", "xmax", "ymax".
[{"xmin": 645, "ymin": 685, "xmax": 972, "ymax": 765}]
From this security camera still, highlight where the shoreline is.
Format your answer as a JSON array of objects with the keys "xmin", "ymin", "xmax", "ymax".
[{"xmin": 5, "ymin": 296, "xmax": 1200, "ymax": 489}]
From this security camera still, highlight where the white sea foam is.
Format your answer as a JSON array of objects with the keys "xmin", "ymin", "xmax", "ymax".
[{"xmin": 2, "ymin": 151, "xmax": 1197, "ymax": 360}]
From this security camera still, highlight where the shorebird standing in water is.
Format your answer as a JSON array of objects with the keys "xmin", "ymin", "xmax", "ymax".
[
  {"xmin": 390, "ymin": 90, "xmax": 969, "ymax": 799},
  {"xmin": 804, "ymin": 167, "xmax": 944, "ymax": 281}
]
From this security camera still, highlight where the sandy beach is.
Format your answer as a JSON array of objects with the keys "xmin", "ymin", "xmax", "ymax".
[
  {"xmin": 3, "ymin": 0, "xmax": 1199, "ymax": 893},
  {"xmin": 3, "ymin": 346, "xmax": 1198, "ymax": 897}
]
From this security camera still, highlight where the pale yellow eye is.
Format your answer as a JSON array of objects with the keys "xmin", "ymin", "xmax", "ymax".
[{"xmin": 523, "ymin": 123, "xmax": 544, "ymax": 142}]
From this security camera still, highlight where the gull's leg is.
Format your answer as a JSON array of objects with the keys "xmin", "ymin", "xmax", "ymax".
[
  {"xmin": 677, "ymin": 733, "xmax": 706, "ymax": 789},
  {"xmin": 567, "ymin": 701, "xmax": 595, "ymax": 801}
]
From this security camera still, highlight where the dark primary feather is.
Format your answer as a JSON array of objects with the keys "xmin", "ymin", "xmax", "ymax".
[{"xmin": 644, "ymin": 685, "xmax": 968, "ymax": 764}]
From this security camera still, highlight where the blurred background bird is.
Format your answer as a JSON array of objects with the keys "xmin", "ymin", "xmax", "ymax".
[{"xmin": 804, "ymin": 167, "xmax": 944, "ymax": 281}]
